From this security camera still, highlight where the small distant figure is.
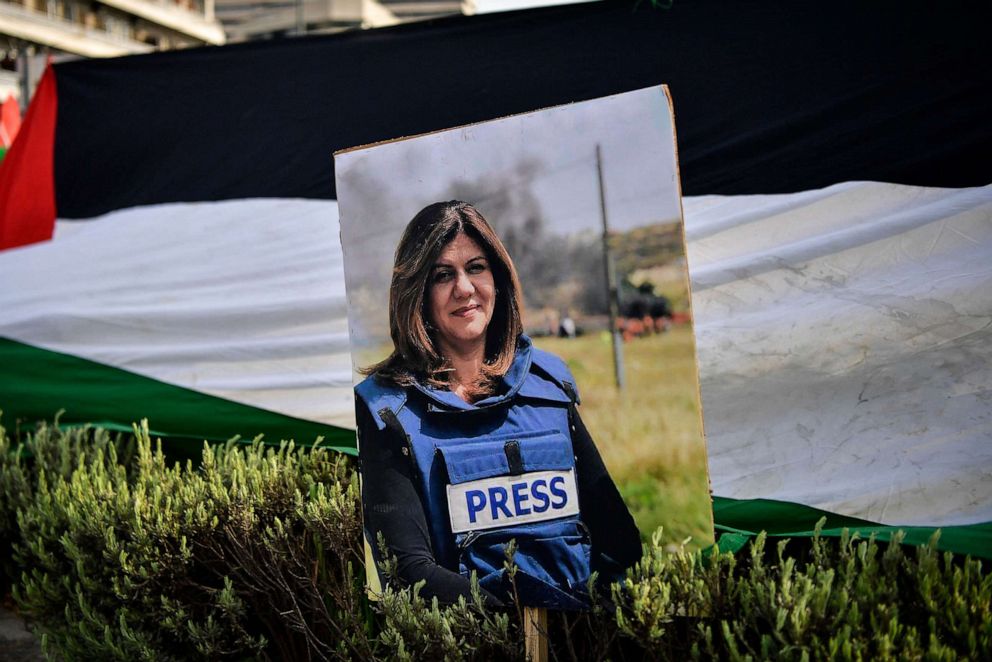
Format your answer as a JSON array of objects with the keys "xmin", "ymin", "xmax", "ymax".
[{"xmin": 558, "ymin": 311, "xmax": 576, "ymax": 338}]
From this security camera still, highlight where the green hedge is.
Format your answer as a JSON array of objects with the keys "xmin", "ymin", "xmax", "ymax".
[{"xmin": 1, "ymin": 417, "xmax": 989, "ymax": 660}]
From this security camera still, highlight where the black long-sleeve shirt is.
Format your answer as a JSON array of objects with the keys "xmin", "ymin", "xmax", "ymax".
[{"xmin": 357, "ymin": 396, "xmax": 642, "ymax": 605}]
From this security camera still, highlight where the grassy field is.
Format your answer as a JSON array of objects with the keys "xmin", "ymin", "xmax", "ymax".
[{"xmin": 533, "ymin": 329, "xmax": 714, "ymax": 550}]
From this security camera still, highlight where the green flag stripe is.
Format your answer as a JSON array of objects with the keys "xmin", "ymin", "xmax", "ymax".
[
  {"xmin": 0, "ymin": 336, "xmax": 357, "ymax": 455},
  {"xmin": 713, "ymin": 496, "xmax": 992, "ymax": 559}
]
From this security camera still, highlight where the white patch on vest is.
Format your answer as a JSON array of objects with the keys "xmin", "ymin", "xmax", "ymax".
[{"xmin": 447, "ymin": 469, "xmax": 579, "ymax": 534}]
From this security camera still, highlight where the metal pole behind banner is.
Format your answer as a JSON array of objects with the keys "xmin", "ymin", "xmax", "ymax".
[
  {"xmin": 523, "ymin": 606, "xmax": 548, "ymax": 662},
  {"xmin": 19, "ymin": 44, "xmax": 31, "ymax": 118},
  {"xmin": 596, "ymin": 144, "xmax": 625, "ymax": 390},
  {"xmin": 295, "ymin": 0, "xmax": 306, "ymax": 35}
]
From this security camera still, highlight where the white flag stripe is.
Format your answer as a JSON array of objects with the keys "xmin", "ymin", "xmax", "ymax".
[
  {"xmin": 686, "ymin": 182, "xmax": 992, "ymax": 527},
  {"xmin": 684, "ymin": 181, "xmax": 865, "ymax": 242},
  {"xmin": 0, "ymin": 198, "xmax": 355, "ymax": 429},
  {"xmin": 2, "ymin": 184, "xmax": 988, "ymax": 529},
  {"xmin": 689, "ymin": 185, "xmax": 991, "ymax": 291}
]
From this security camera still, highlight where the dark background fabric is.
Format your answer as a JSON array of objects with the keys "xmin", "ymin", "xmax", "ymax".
[{"xmin": 53, "ymin": 0, "xmax": 990, "ymax": 218}]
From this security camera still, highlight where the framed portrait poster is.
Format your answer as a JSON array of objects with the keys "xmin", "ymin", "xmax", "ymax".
[{"xmin": 334, "ymin": 86, "xmax": 712, "ymax": 609}]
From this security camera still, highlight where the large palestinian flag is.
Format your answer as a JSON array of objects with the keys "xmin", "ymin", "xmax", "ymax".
[{"xmin": 1, "ymin": 0, "xmax": 989, "ymax": 555}]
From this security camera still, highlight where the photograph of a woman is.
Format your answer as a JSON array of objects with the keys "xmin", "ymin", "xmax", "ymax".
[
  {"xmin": 355, "ymin": 201, "xmax": 642, "ymax": 609},
  {"xmin": 336, "ymin": 87, "xmax": 711, "ymax": 613}
]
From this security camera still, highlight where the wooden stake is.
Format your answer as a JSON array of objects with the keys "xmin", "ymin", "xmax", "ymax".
[{"xmin": 523, "ymin": 606, "xmax": 548, "ymax": 662}]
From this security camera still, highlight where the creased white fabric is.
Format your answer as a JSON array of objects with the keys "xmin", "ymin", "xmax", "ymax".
[
  {"xmin": 0, "ymin": 199, "xmax": 355, "ymax": 429},
  {"xmin": 685, "ymin": 181, "xmax": 992, "ymax": 527},
  {"xmin": 3, "ymin": 185, "xmax": 989, "ymax": 526}
]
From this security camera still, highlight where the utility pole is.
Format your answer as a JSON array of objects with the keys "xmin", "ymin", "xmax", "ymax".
[{"xmin": 596, "ymin": 144, "xmax": 625, "ymax": 390}]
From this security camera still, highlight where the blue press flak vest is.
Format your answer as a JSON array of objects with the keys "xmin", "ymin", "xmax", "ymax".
[{"xmin": 356, "ymin": 336, "xmax": 592, "ymax": 610}]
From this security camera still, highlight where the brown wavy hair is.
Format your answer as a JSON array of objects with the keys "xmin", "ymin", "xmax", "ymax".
[{"xmin": 364, "ymin": 201, "xmax": 524, "ymax": 395}]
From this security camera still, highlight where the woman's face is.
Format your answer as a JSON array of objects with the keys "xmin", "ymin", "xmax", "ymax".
[{"xmin": 427, "ymin": 232, "xmax": 496, "ymax": 356}]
